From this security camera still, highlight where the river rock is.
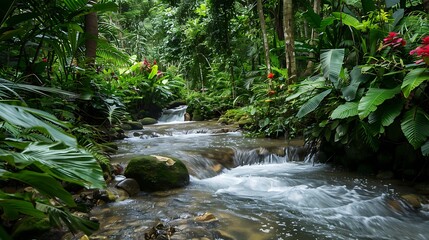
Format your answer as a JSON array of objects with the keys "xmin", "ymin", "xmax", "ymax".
[
  {"xmin": 116, "ymin": 178, "xmax": 140, "ymax": 196},
  {"xmin": 127, "ymin": 121, "xmax": 144, "ymax": 130},
  {"xmin": 124, "ymin": 155, "xmax": 190, "ymax": 192},
  {"xmin": 194, "ymin": 212, "xmax": 218, "ymax": 223},
  {"xmin": 400, "ymin": 194, "xmax": 428, "ymax": 209},
  {"xmin": 140, "ymin": 117, "xmax": 158, "ymax": 125}
]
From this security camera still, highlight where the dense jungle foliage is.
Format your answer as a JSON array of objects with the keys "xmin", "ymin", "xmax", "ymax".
[{"xmin": 0, "ymin": 0, "xmax": 428, "ymax": 238}]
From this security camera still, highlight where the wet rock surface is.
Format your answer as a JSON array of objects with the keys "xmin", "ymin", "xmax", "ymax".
[{"xmin": 124, "ymin": 155, "xmax": 190, "ymax": 192}]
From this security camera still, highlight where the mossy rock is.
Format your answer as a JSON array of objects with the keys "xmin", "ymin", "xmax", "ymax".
[
  {"xmin": 238, "ymin": 115, "xmax": 252, "ymax": 128},
  {"xmin": 12, "ymin": 217, "xmax": 51, "ymax": 239},
  {"xmin": 192, "ymin": 111, "xmax": 204, "ymax": 121},
  {"xmin": 124, "ymin": 155, "xmax": 190, "ymax": 192},
  {"xmin": 120, "ymin": 123, "xmax": 132, "ymax": 130},
  {"xmin": 140, "ymin": 117, "xmax": 158, "ymax": 125},
  {"xmin": 127, "ymin": 121, "xmax": 143, "ymax": 130}
]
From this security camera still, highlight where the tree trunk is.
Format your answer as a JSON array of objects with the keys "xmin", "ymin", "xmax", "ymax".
[
  {"xmin": 304, "ymin": 0, "xmax": 321, "ymax": 77},
  {"xmin": 283, "ymin": 0, "xmax": 296, "ymax": 83},
  {"xmin": 257, "ymin": 0, "xmax": 271, "ymax": 74},
  {"xmin": 423, "ymin": 0, "xmax": 429, "ymax": 12},
  {"xmin": 85, "ymin": 0, "xmax": 98, "ymax": 67}
]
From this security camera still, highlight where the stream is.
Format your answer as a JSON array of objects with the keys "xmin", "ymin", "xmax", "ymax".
[{"xmin": 89, "ymin": 119, "xmax": 429, "ymax": 240}]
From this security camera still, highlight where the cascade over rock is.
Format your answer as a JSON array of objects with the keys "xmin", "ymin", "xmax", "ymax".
[{"xmin": 124, "ymin": 155, "xmax": 190, "ymax": 192}]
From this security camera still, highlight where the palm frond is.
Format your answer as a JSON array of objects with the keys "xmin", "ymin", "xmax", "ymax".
[
  {"xmin": 36, "ymin": 203, "xmax": 99, "ymax": 235},
  {"xmin": 97, "ymin": 39, "xmax": 131, "ymax": 67}
]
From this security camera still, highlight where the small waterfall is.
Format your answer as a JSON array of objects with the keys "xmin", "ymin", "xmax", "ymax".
[
  {"xmin": 233, "ymin": 146, "xmax": 313, "ymax": 167},
  {"xmin": 158, "ymin": 105, "xmax": 188, "ymax": 123}
]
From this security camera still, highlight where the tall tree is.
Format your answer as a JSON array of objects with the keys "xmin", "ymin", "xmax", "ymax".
[
  {"xmin": 257, "ymin": 0, "xmax": 271, "ymax": 74},
  {"xmin": 283, "ymin": 0, "xmax": 296, "ymax": 83},
  {"xmin": 305, "ymin": 0, "xmax": 321, "ymax": 75},
  {"xmin": 85, "ymin": 0, "xmax": 98, "ymax": 66}
]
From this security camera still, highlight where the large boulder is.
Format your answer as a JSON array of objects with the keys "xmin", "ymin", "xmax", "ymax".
[
  {"xmin": 124, "ymin": 155, "xmax": 190, "ymax": 192},
  {"xmin": 140, "ymin": 117, "xmax": 158, "ymax": 125}
]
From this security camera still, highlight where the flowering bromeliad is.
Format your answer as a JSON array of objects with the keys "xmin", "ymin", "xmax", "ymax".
[
  {"xmin": 267, "ymin": 72, "xmax": 275, "ymax": 79},
  {"xmin": 383, "ymin": 32, "xmax": 406, "ymax": 48},
  {"xmin": 410, "ymin": 36, "xmax": 429, "ymax": 65}
]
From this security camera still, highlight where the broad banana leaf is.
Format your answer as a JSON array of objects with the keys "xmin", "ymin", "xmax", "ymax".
[
  {"xmin": 358, "ymin": 87, "xmax": 401, "ymax": 119},
  {"xmin": 320, "ymin": 49, "xmax": 345, "ymax": 88},
  {"xmin": 421, "ymin": 140, "xmax": 429, "ymax": 156},
  {"xmin": 401, "ymin": 107, "xmax": 429, "ymax": 149},
  {"xmin": 401, "ymin": 68, "xmax": 429, "ymax": 98},
  {"xmin": 297, "ymin": 89, "xmax": 332, "ymax": 118},
  {"xmin": 330, "ymin": 102, "xmax": 359, "ymax": 119},
  {"xmin": 368, "ymin": 99, "xmax": 403, "ymax": 126},
  {"xmin": 341, "ymin": 66, "xmax": 371, "ymax": 101}
]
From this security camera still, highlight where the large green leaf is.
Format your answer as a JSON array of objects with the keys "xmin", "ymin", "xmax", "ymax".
[
  {"xmin": 0, "ymin": 103, "xmax": 77, "ymax": 147},
  {"xmin": 0, "ymin": 169, "xmax": 75, "ymax": 206},
  {"xmin": 358, "ymin": 87, "xmax": 401, "ymax": 119},
  {"xmin": 286, "ymin": 76, "xmax": 325, "ymax": 102},
  {"xmin": 421, "ymin": 140, "xmax": 429, "ymax": 156},
  {"xmin": 0, "ymin": 192, "xmax": 45, "ymax": 221},
  {"xmin": 5, "ymin": 142, "xmax": 106, "ymax": 189},
  {"xmin": 368, "ymin": 99, "xmax": 403, "ymax": 127},
  {"xmin": 320, "ymin": 49, "xmax": 345, "ymax": 88},
  {"xmin": 332, "ymin": 12, "xmax": 361, "ymax": 28},
  {"xmin": 330, "ymin": 102, "xmax": 359, "ymax": 119},
  {"xmin": 297, "ymin": 89, "xmax": 332, "ymax": 118},
  {"xmin": 341, "ymin": 66, "xmax": 371, "ymax": 101},
  {"xmin": 401, "ymin": 68, "xmax": 429, "ymax": 98},
  {"xmin": 401, "ymin": 107, "xmax": 429, "ymax": 149}
]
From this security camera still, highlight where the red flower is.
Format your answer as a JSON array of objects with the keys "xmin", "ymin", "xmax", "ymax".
[
  {"xmin": 410, "ymin": 36, "xmax": 429, "ymax": 64},
  {"xmin": 383, "ymin": 32, "xmax": 406, "ymax": 48},
  {"xmin": 410, "ymin": 45, "xmax": 429, "ymax": 57},
  {"xmin": 267, "ymin": 73, "xmax": 274, "ymax": 79},
  {"xmin": 422, "ymin": 36, "xmax": 429, "ymax": 45},
  {"xmin": 42, "ymin": 57, "xmax": 48, "ymax": 63}
]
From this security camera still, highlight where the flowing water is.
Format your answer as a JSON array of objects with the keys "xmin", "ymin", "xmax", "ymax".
[{"xmin": 90, "ymin": 120, "xmax": 429, "ymax": 240}]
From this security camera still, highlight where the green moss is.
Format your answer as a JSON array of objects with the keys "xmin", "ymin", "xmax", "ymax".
[
  {"xmin": 124, "ymin": 155, "xmax": 189, "ymax": 192},
  {"xmin": 140, "ymin": 117, "xmax": 158, "ymax": 125}
]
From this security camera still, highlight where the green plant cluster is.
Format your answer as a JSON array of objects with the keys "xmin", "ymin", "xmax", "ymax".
[{"xmin": 287, "ymin": 3, "xmax": 429, "ymax": 178}]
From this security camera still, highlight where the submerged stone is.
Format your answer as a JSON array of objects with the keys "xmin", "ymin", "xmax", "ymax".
[
  {"xmin": 124, "ymin": 155, "xmax": 190, "ymax": 192},
  {"xmin": 116, "ymin": 178, "xmax": 140, "ymax": 196}
]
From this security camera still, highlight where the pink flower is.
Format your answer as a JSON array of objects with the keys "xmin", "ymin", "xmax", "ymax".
[
  {"xmin": 383, "ymin": 32, "xmax": 406, "ymax": 48},
  {"xmin": 410, "ymin": 36, "xmax": 429, "ymax": 65},
  {"xmin": 410, "ymin": 45, "xmax": 429, "ymax": 57},
  {"xmin": 267, "ymin": 73, "xmax": 275, "ymax": 79}
]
